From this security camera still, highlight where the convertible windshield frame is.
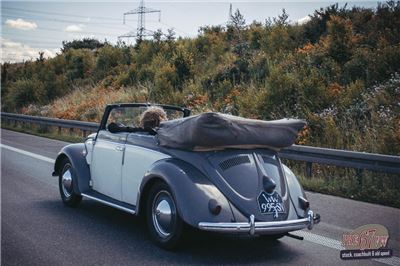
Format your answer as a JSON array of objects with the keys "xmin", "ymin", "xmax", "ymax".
[{"xmin": 97, "ymin": 103, "xmax": 191, "ymax": 136}]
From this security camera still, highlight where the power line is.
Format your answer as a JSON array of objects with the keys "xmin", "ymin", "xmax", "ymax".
[
  {"xmin": 1, "ymin": 36, "xmax": 61, "ymax": 45},
  {"xmin": 2, "ymin": 35, "xmax": 103, "ymax": 46},
  {"xmin": 1, "ymin": 34, "xmax": 62, "ymax": 43},
  {"xmin": 2, "ymin": 13, "xmax": 132, "ymax": 30},
  {"xmin": 3, "ymin": 16, "xmax": 126, "ymax": 37},
  {"xmin": 2, "ymin": 6, "xmax": 129, "ymax": 22},
  {"xmin": 38, "ymin": 26, "xmax": 122, "ymax": 36},
  {"xmin": 158, "ymin": 21, "xmax": 192, "ymax": 37}
]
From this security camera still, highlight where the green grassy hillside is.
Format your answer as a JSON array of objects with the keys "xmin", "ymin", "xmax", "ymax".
[{"xmin": 2, "ymin": 2, "xmax": 399, "ymax": 156}]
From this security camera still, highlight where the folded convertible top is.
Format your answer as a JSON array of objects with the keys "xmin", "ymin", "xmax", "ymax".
[{"xmin": 156, "ymin": 112, "xmax": 306, "ymax": 151}]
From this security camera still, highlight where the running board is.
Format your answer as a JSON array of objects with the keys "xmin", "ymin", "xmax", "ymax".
[{"xmin": 81, "ymin": 191, "xmax": 136, "ymax": 215}]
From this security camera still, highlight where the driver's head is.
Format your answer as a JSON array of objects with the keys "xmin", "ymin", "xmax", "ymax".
[{"xmin": 140, "ymin": 106, "xmax": 167, "ymax": 129}]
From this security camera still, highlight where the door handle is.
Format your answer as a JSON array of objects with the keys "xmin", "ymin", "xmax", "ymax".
[{"xmin": 115, "ymin": 146, "xmax": 124, "ymax": 151}]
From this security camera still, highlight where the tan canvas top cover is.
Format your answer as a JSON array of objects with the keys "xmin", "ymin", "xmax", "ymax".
[{"xmin": 156, "ymin": 112, "xmax": 306, "ymax": 151}]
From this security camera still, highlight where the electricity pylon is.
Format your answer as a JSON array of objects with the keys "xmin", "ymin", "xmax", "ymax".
[{"xmin": 118, "ymin": 0, "xmax": 161, "ymax": 42}]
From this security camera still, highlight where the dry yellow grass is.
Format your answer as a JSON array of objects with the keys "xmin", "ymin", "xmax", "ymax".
[{"xmin": 47, "ymin": 85, "xmax": 150, "ymax": 122}]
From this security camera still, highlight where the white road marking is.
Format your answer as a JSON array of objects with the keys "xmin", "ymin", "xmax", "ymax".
[
  {"xmin": 1, "ymin": 142, "xmax": 399, "ymax": 265},
  {"xmin": 1, "ymin": 144, "xmax": 55, "ymax": 164},
  {"xmin": 293, "ymin": 230, "xmax": 343, "ymax": 250},
  {"xmin": 293, "ymin": 230, "xmax": 400, "ymax": 266}
]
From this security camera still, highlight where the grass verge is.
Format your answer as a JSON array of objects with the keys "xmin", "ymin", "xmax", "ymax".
[
  {"xmin": 1, "ymin": 123, "xmax": 83, "ymax": 143},
  {"xmin": 298, "ymin": 174, "xmax": 399, "ymax": 208}
]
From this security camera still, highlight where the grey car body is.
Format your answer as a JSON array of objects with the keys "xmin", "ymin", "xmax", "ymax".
[{"xmin": 53, "ymin": 103, "xmax": 320, "ymax": 248}]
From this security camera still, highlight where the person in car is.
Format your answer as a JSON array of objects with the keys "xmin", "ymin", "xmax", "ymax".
[
  {"xmin": 109, "ymin": 106, "xmax": 167, "ymax": 134},
  {"xmin": 140, "ymin": 106, "xmax": 168, "ymax": 131}
]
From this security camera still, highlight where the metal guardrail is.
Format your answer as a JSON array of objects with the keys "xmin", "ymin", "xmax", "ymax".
[
  {"xmin": 1, "ymin": 112, "xmax": 399, "ymax": 175},
  {"xmin": 1, "ymin": 112, "xmax": 98, "ymax": 132},
  {"xmin": 280, "ymin": 145, "xmax": 400, "ymax": 175}
]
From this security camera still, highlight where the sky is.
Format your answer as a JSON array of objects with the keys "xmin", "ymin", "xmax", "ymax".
[{"xmin": 1, "ymin": 1, "xmax": 383, "ymax": 63}]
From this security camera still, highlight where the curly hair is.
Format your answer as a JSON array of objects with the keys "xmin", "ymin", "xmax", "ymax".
[{"xmin": 140, "ymin": 106, "xmax": 168, "ymax": 129}]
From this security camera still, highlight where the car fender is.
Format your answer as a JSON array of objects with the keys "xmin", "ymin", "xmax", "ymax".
[
  {"xmin": 282, "ymin": 164, "xmax": 308, "ymax": 217},
  {"xmin": 137, "ymin": 158, "xmax": 235, "ymax": 227},
  {"xmin": 53, "ymin": 143, "xmax": 91, "ymax": 194}
]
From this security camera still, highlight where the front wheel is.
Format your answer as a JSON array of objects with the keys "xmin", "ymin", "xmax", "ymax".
[
  {"xmin": 146, "ymin": 182, "xmax": 184, "ymax": 250},
  {"xmin": 58, "ymin": 158, "xmax": 82, "ymax": 207}
]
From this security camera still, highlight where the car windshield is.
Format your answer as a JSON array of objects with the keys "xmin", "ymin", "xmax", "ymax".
[{"xmin": 107, "ymin": 106, "xmax": 185, "ymax": 128}]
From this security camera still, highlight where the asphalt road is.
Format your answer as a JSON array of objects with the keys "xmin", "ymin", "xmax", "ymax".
[{"xmin": 1, "ymin": 129, "xmax": 399, "ymax": 266}]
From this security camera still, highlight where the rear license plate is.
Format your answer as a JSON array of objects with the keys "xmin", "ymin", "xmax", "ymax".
[{"xmin": 257, "ymin": 191, "xmax": 285, "ymax": 218}]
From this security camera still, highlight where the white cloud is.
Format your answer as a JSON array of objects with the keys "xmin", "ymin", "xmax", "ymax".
[
  {"xmin": 64, "ymin": 24, "xmax": 85, "ymax": 33},
  {"xmin": 297, "ymin": 15, "xmax": 311, "ymax": 25},
  {"xmin": 1, "ymin": 38, "xmax": 58, "ymax": 63},
  {"xmin": 5, "ymin": 18, "xmax": 37, "ymax": 30}
]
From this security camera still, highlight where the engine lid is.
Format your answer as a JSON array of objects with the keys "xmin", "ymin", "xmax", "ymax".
[{"xmin": 206, "ymin": 150, "xmax": 290, "ymax": 222}]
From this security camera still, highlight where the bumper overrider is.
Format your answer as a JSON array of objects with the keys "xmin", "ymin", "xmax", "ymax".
[{"xmin": 198, "ymin": 210, "xmax": 320, "ymax": 235}]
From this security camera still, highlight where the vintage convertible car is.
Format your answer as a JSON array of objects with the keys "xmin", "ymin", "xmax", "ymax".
[{"xmin": 53, "ymin": 103, "xmax": 320, "ymax": 249}]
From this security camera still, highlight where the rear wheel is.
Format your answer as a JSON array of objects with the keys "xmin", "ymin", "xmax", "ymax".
[
  {"xmin": 146, "ymin": 182, "xmax": 183, "ymax": 250},
  {"xmin": 58, "ymin": 158, "xmax": 82, "ymax": 207}
]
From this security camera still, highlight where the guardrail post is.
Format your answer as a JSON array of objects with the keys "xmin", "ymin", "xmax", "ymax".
[
  {"xmin": 38, "ymin": 124, "xmax": 48, "ymax": 133},
  {"xmin": 305, "ymin": 162, "xmax": 312, "ymax": 178},
  {"xmin": 58, "ymin": 126, "xmax": 61, "ymax": 135},
  {"xmin": 356, "ymin": 169, "xmax": 363, "ymax": 187},
  {"xmin": 69, "ymin": 128, "xmax": 73, "ymax": 135},
  {"xmin": 82, "ymin": 130, "xmax": 87, "ymax": 137}
]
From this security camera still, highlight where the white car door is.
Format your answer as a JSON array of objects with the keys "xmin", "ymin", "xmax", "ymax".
[
  {"xmin": 121, "ymin": 134, "xmax": 170, "ymax": 205},
  {"xmin": 91, "ymin": 130, "xmax": 128, "ymax": 201}
]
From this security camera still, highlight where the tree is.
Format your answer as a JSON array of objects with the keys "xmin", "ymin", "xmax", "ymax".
[
  {"xmin": 7, "ymin": 78, "xmax": 44, "ymax": 109},
  {"xmin": 227, "ymin": 9, "xmax": 246, "ymax": 42},
  {"xmin": 304, "ymin": 3, "xmax": 349, "ymax": 43},
  {"xmin": 324, "ymin": 15, "xmax": 353, "ymax": 63},
  {"xmin": 95, "ymin": 45, "xmax": 123, "ymax": 73},
  {"xmin": 274, "ymin": 9, "xmax": 289, "ymax": 26},
  {"xmin": 64, "ymin": 49, "xmax": 95, "ymax": 81},
  {"xmin": 153, "ymin": 29, "xmax": 163, "ymax": 43},
  {"xmin": 36, "ymin": 51, "xmax": 45, "ymax": 62},
  {"xmin": 230, "ymin": 9, "xmax": 246, "ymax": 30},
  {"xmin": 249, "ymin": 22, "xmax": 263, "ymax": 49},
  {"xmin": 62, "ymin": 38, "xmax": 106, "ymax": 52},
  {"xmin": 227, "ymin": 9, "xmax": 249, "ymax": 59},
  {"xmin": 173, "ymin": 48, "xmax": 193, "ymax": 88},
  {"xmin": 166, "ymin": 28, "xmax": 176, "ymax": 42}
]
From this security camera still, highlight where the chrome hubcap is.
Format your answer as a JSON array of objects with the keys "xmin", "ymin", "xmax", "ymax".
[
  {"xmin": 61, "ymin": 167, "xmax": 73, "ymax": 198},
  {"xmin": 152, "ymin": 191, "xmax": 175, "ymax": 238}
]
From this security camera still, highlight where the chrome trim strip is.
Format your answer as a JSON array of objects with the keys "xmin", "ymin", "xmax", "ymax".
[
  {"xmin": 198, "ymin": 210, "xmax": 314, "ymax": 234},
  {"xmin": 81, "ymin": 193, "xmax": 136, "ymax": 215}
]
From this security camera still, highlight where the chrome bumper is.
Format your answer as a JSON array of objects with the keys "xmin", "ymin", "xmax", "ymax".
[{"xmin": 198, "ymin": 210, "xmax": 318, "ymax": 235}]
